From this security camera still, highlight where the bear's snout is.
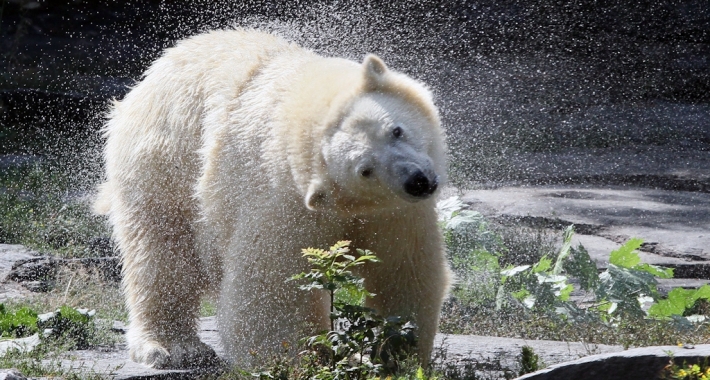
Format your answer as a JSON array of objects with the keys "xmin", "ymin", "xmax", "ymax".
[{"xmin": 404, "ymin": 170, "xmax": 438, "ymax": 198}]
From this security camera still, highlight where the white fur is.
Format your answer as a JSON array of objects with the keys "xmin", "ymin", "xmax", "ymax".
[{"xmin": 95, "ymin": 29, "xmax": 451, "ymax": 369}]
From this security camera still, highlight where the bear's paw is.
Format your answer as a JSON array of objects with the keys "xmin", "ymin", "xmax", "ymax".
[{"xmin": 130, "ymin": 339, "xmax": 224, "ymax": 369}]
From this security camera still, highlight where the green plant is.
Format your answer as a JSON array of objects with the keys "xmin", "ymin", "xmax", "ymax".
[
  {"xmin": 436, "ymin": 196, "xmax": 710, "ymax": 350},
  {"xmin": 37, "ymin": 306, "xmax": 97, "ymax": 350},
  {"xmin": 0, "ymin": 304, "xmax": 38, "ymax": 338},
  {"xmin": 289, "ymin": 241, "xmax": 421, "ymax": 379},
  {"xmin": 0, "ymin": 303, "xmax": 98, "ymax": 350},
  {"xmin": 0, "ymin": 301, "xmax": 119, "ymax": 380},
  {"xmin": 519, "ymin": 346, "xmax": 541, "ymax": 376},
  {"xmin": 215, "ymin": 241, "xmax": 438, "ymax": 379},
  {"xmin": 649, "ymin": 286, "xmax": 710, "ymax": 321},
  {"xmin": 661, "ymin": 356, "xmax": 710, "ymax": 379},
  {"xmin": 498, "ymin": 228, "xmax": 676, "ymax": 322}
]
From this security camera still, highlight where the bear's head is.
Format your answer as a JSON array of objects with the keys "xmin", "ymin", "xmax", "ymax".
[{"xmin": 305, "ymin": 55, "xmax": 447, "ymax": 215}]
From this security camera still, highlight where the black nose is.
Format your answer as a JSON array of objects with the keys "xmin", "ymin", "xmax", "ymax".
[{"xmin": 404, "ymin": 171, "xmax": 438, "ymax": 197}]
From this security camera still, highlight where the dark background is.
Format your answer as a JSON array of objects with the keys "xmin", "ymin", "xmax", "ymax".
[{"xmin": 1, "ymin": 0, "xmax": 709, "ymax": 186}]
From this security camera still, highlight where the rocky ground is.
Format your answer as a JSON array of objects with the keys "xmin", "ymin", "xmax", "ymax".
[
  {"xmin": 456, "ymin": 145, "xmax": 710, "ymax": 291},
  {"xmin": 1, "ymin": 1, "xmax": 708, "ymax": 378},
  {"xmin": 2, "ymin": 150, "xmax": 710, "ymax": 378}
]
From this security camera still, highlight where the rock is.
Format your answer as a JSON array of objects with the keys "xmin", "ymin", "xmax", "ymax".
[
  {"xmin": 31, "ymin": 317, "xmax": 710, "ymax": 380},
  {"xmin": 515, "ymin": 344, "xmax": 710, "ymax": 380},
  {"xmin": 432, "ymin": 334, "xmax": 623, "ymax": 377},
  {"xmin": 45, "ymin": 317, "xmax": 223, "ymax": 380},
  {"xmin": 7, "ymin": 257, "xmax": 58, "ymax": 283},
  {"xmin": 0, "ymin": 369, "xmax": 27, "ymax": 380},
  {"xmin": 0, "ymin": 334, "xmax": 41, "ymax": 356},
  {"xmin": 5, "ymin": 253, "xmax": 121, "ymax": 285},
  {"xmin": 0, "ymin": 245, "xmax": 40, "ymax": 282},
  {"xmin": 43, "ymin": 317, "xmax": 625, "ymax": 379},
  {"xmin": 75, "ymin": 256, "xmax": 121, "ymax": 282},
  {"xmin": 20, "ymin": 280, "xmax": 54, "ymax": 293}
]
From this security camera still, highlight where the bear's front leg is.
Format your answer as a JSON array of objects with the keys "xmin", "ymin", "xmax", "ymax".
[
  {"xmin": 216, "ymin": 220, "xmax": 333, "ymax": 368},
  {"xmin": 354, "ymin": 205, "xmax": 452, "ymax": 367}
]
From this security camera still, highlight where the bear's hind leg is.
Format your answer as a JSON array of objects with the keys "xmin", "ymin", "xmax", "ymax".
[{"xmin": 118, "ymin": 207, "xmax": 221, "ymax": 369}]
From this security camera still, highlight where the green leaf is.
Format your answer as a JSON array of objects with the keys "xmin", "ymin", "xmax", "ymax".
[
  {"xmin": 634, "ymin": 263, "xmax": 674, "ymax": 279},
  {"xmin": 522, "ymin": 295, "xmax": 536, "ymax": 309},
  {"xmin": 565, "ymin": 245, "xmax": 600, "ymax": 291},
  {"xmin": 600, "ymin": 301, "xmax": 618, "ymax": 315},
  {"xmin": 501, "ymin": 265, "xmax": 531, "ymax": 278},
  {"xmin": 436, "ymin": 196, "xmax": 467, "ymax": 219},
  {"xmin": 648, "ymin": 288, "xmax": 694, "ymax": 318},
  {"xmin": 468, "ymin": 249, "xmax": 500, "ymax": 272},
  {"xmin": 557, "ymin": 284, "xmax": 574, "ymax": 302},
  {"xmin": 609, "ymin": 238, "xmax": 643, "ymax": 269},
  {"xmin": 552, "ymin": 225, "xmax": 575, "ymax": 275},
  {"xmin": 59, "ymin": 305, "xmax": 92, "ymax": 324},
  {"xmin": 0, "ymin": 306, "xmax": 38, "ymax": 338},
  {"xmin": 532, "ymin": 255, "xmax": 552, "ymax": 274},
  {"xmin": 648, "ymin": 285, "xmax": 710, "ymax": 319},
  {"xmin": 446, "ymin": 210, "xmax": 485, "ymax": 230},
  {"xmin": 354, "ymin": 255, "xmax": 379, "ymax": 263},
  {"xmin": 693, "ymin": 284, "xmax": 710, "ymax": 301},
  {"xmin": 597, "ymin": 265, "xmax": 657, "ymax": 318},
  {"xmin": 512, "ymin": 288, "xmax": 531, "ymax": 301}
]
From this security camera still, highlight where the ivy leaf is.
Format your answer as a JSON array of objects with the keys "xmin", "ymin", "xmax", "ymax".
[
  {"xmin": 501, "ymin": 265, "xmax": 531, "ymax": 278},
  {"xmin": 565, "ymin": 245, "xmax": 600, "ymax": 291},
  {"xmin": 609, "ymin": 238, "xmax": 643, "ymax": 269},
  {"xmin": 448, "ymin": 210, "xmax": 485, "ymax": 230},
  {"xmin": 552, "ymin": 225, "xmax": 575, "ymax": 275},
  {"xmin": 597, "ymin": 264, "xmax": 657, "ymax": 318},
  {"xmin": 512, "ymin": 288, "xmax": 531, "ymax": 301},
  {"xmin": 469, "ymin": 249, "xmax": 500, "ymax": 272},
  {"xmin": 522, "ymin": 295, "xmax": 536, "ymax": 309},
  {"xmin": 556, "ymin": 284, "xmax": 574, "ymax": 302},
  {"xmin": 532, "ymin": 256, "xmax": 552, "ymax": 273},
  {"xmin": 693, "ymin": 284, "xmax": 710, "ymax": 300},
  {"xmin": 635, "ymin": 263, "xmax": 674, "ymax": 279},
  {"xmin": 436, "ymin": 196, "xmax": 466, "ymax": 219},
  {"xmin": 648, "ymin": 285, "xmax": 710, "ymax": 319},
  {"xmin": 648, "ymin": 288, "xmax": 693, "ymax": 318}
]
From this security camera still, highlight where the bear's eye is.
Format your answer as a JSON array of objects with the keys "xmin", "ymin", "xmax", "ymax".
[
  {"xmin": 392, "ymin": 126, "xmax": 403, "ymax": 139},
  {"xmin": 361, "ymin": 168, "xmax": 374, "ymax": 178}
]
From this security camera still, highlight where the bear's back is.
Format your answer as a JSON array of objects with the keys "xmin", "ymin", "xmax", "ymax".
[{"xmin": 97, "ymin": 30, "xmax": 305, "ymax": 217}]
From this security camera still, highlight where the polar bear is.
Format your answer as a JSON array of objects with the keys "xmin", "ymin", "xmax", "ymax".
[{"xmin": 94, "ymin": 29, "xmax": 451, "ymax": 369}]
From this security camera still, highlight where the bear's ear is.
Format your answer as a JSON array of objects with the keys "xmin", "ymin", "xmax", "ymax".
[
  {"xmin": 363, "ymin": 54, "xmax": 388, "ymax": 88},
  {"xmin": 305, "ymin": 179, "xmax": 328, "ymax": 211}
]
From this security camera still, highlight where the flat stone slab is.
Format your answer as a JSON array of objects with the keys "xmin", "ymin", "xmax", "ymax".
[
  {"xmin": 461, "ymin": 186, "xmax": 710, "ymax": 277},
  {"xmin": 515, "ymin": 344, "xmax": 710, "ymax": 380},
  {"xmin": 433, "ymin": 334, "xmax": 623, "ymax": 375},
  {"xmin": 39, "ymin": 317, "xmax": 625, "ymax": 379},
  {"xmin": 42, "ymin": 318, "xmax": 223, "ymax": 380},
  {"xmin": 0, "ymin": 245, "xmax": 40, "ymax": 282}
]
